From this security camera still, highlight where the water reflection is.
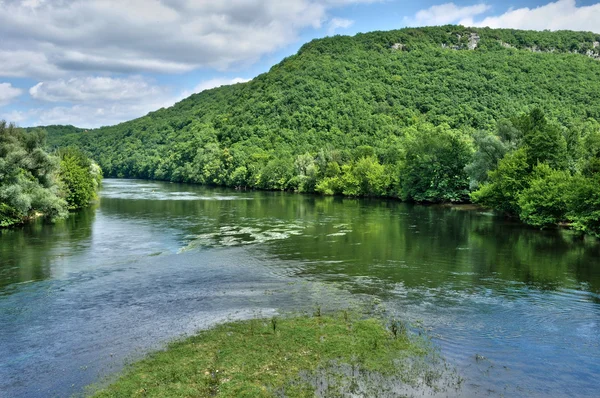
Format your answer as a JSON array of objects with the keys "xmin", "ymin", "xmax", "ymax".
[
  {"xmin": 261, "ymin": 199, "xmax": 600, "ymax": 294},
  {"xmin": 0, "ymin": 207, "xmax": 96, "ymax": 292}
]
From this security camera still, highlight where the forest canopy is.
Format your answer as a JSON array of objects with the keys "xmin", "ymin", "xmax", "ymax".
[{"xmin": 41, "ymin": 26, "xmax": 600, "ymax": 236}]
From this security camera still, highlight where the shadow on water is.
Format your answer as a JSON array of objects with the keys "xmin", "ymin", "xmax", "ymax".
[{"xmin": 0, "ymin": 207, "xmax": 96, "ymax": 293}]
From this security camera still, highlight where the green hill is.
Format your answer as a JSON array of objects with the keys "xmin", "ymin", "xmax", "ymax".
[{"xmin": 44, "ymin": 25, "xmax": 600, "ymax": 235}]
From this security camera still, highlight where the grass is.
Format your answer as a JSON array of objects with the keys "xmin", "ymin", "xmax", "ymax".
[{"xmin": 89, "ymin": 312, "xmax": 440, "ymax": 397}]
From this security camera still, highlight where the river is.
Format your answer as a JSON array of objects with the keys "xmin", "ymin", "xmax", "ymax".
[{"xmin": 1, "ymin": 179, "xmax": 599, "ymax": 397}]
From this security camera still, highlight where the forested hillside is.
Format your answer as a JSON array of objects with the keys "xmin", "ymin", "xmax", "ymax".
[{"xmin": 44, "ymin": 26, "xmax": 600, "ymax": 235}]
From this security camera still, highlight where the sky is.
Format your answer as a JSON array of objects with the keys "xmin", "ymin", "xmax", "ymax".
[{"xmin": 1, "ymin": 0, "xmax": 599, "ymax": 128}]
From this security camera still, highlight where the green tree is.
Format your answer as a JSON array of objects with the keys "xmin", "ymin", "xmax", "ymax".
[
  {"xmin": 517, "ymin": 108, "xmax": 568, "ymax": 170},
  {"xmin": 258, "ymin": 158, "xmax": 294, "ymax": 190},
  {"xmin": 57, "ymin": 147, "xmax": 102, "ymax": 210},
  {"xmin": 400, "ymin": 124, "xmax": 473, "ymax": 202},
  {"xmin": 341, "ymin": 156, "xmax": 390, "ymax": 196},
  {"xmin": 517, "ymin": 164, "xmax": 571, "ymax": 227},
  {"xmin": 465, "ymin": 130, "xmax": 509, "ymax": 189},
  {"xmin": 566, "ymin": 175, "xmax": 600, "ymax": 237},
  {"xmin": 0, "ymin": 121, "xmax": 67, "ymax": 226},
  {"xmin": 471, "ymin": 147, "xmax": 530, "ymax": 215}
]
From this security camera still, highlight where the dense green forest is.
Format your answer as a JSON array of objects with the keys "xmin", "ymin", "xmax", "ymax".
[
  {"xmin": 0, "ymin": 121, "xmax": 102, "ymax": 227},
  {"xmin": 43, "ymin": 26, "xmax": 600, "ymax": 236}
]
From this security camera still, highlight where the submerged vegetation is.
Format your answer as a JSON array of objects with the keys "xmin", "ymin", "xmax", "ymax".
[
  {"xmin": 91, "ymin": 312, "xmax": 455, "ymax": 397},
  {"xmin": 0, "ymin": 121, "xmax": 101, "ymax": 227},
  {"xmin": 42, "ymin": 26, "xmax": 600, "ymax": 235}
]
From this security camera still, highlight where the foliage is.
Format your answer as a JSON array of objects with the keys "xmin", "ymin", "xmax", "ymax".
[
  {"xmin": 517, "ymin": 164, "xmax": 571, "ymax": 227},
  {"xmin": 517, "ymin": 108, "xmax": 568, "ymax": 170},
  {"xmin": 472, "ymin": 109, "xmax": 600, "ymax": 235},
  {"xmin": 0, "ymin": 121, "xmax": 100, "ymax": 227},
  {"xmin": 465, "ymin": 130, "xmax": 510, "ymax": 190},
  {"xmin": 471, "ymin": 148, "xmax": 530, "ymax": 215},
  {"xmin": 58, "ymin": 147, "xmax": 102, "ymax": 210},
  {"xmin": 0, "ymin": 121, "xmax": 67, "ymax": 226},
  {"xmin": 399, "ymin": 124, "xmax": 473, "ymax": 202},
  {"xmin": 566, "ymin": 175, "xmax": 600, "ymax": 237}
]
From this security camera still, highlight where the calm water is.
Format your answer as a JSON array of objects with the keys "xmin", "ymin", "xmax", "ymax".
[{"xmin": 1, "ymin": 179, "xmax": 599, "ymax": 397}]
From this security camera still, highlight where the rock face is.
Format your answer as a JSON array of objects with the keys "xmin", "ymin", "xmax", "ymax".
[
  {"xmin": 440, "ymin": 32, "xmax": 480, "ymax": 51},
  {"xmin": 468, "ymin": 33, "xmax": 480, "ymax": 50},
  {"xmin": 397, "ymin": 31, "xmax": 597, "ymax": 60},
  {"xmin": 587, "ymin": 50, "xmax": 600, "ymax": 60}
]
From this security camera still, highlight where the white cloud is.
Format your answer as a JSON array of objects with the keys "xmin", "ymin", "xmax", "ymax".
[
  {"xmin": 405, "ymin": 3, "xmax": 491, "ymax": 26},
  {"xmin": 9, "ymin": 76, "xmax": 251, "ymax": 128},
  {"xmin": 0, "ymin": 50, "xmax": 63, "ymax": 79},
  {"xmin": 36, "ymin": 103, "xmax": 166, "ymax": 128},
  {"xmin": 15, "ymin": 100, "xmax": 176, "ymax": 128},
  {"xmin": 328, "ymin": 18, "xmax": 355, "ymax": 35},
  {"xmin": 463, "ymin": 0, "xmax": 600, "ymax": 33},
  {"xmin": 0, "ymin": 0, "xmax": 383, "ymax": 127},
  {"xmin": 0, "ymin": 83, "xmax": 22, "ymax": 107},
  {"xmin": 407, "ymin": 1, "xmax": 600, "ymax": 34},
  {"xmin": 0, "ymin": 0, "xmax": 378, "ymax": 78},
  {"xmin": 30, "ymin": 76, "xmax": 165, "ymax": 103},
  {"xmin": 0, "ymin": 110, "xmax": 27, "ymax": 124}
]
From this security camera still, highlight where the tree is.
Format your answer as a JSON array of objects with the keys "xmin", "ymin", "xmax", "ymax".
[
  {"xmin": 471, "ymin": 148, "xmax": 529, "ymax": 215},
  {"xmin": 0, "ymin": 121, "xmax": 67, "ymax": 225},
  {"xmin": 566, "ymin": 175, "xmax": 600, "ymax": 237},
  {"xmin": 258, "ymin": 158, "xmax": 294, "ymax": 190},
  {"xmin": 57, "ymin": 147, "xmax": 102, "ymax": 210},
  {"xmin": 517, "ymin": 163, "xmax": 570, "ymax": 227},
  {"xmin": 341, "ymin": 156, "xmax": 390, "ymax": 196},
  {"xmin": 516, "ymin": 108, "xmax": 568, "ymax": 170},
  {"xmin": 465, "ymin": 130, "xmax": 509, "ymax": 189},
  {"xmin": 400, "ymin": 124, "xmax": 473, "ymax": 202}
]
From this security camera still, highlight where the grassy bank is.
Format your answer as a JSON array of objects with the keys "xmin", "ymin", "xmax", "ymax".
[{"xmin": 90, "ymin": 312, "xmax": 454, "ymax": 397}]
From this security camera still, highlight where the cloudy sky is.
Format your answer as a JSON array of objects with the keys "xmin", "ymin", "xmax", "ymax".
[{"xmin": 1, "ymin": 0, "xmax": 599, "ymax": 128}]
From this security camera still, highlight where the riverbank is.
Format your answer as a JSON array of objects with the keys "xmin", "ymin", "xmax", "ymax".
[{"xmin": 89, "ymin": 312, "xmax": 455, "ymax": 397}]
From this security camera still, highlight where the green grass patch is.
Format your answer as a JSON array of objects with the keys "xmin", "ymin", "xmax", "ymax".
[{"xmin": 90, "ymin": 312, "xmax": 447, "ymax": 397}]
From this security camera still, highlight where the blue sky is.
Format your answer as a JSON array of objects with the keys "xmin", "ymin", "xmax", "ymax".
[{"xmin": 1, "ymin": 0, "xmax": 599, "ymax": 128}]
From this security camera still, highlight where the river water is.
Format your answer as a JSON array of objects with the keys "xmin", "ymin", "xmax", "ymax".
[{"xmin": 1, "ymin": 179, "xmax": 599, "ymax": 397}]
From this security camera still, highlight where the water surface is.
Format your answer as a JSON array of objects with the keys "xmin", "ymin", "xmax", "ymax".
[{"xmin": 1, "ymin": 179, "xmax": 599, "ymax": 397}]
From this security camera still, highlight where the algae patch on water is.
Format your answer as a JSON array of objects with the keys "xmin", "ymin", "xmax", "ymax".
[{"xmin": 90, "ymin": 313, "xmax": 459, "ymax": 397}]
